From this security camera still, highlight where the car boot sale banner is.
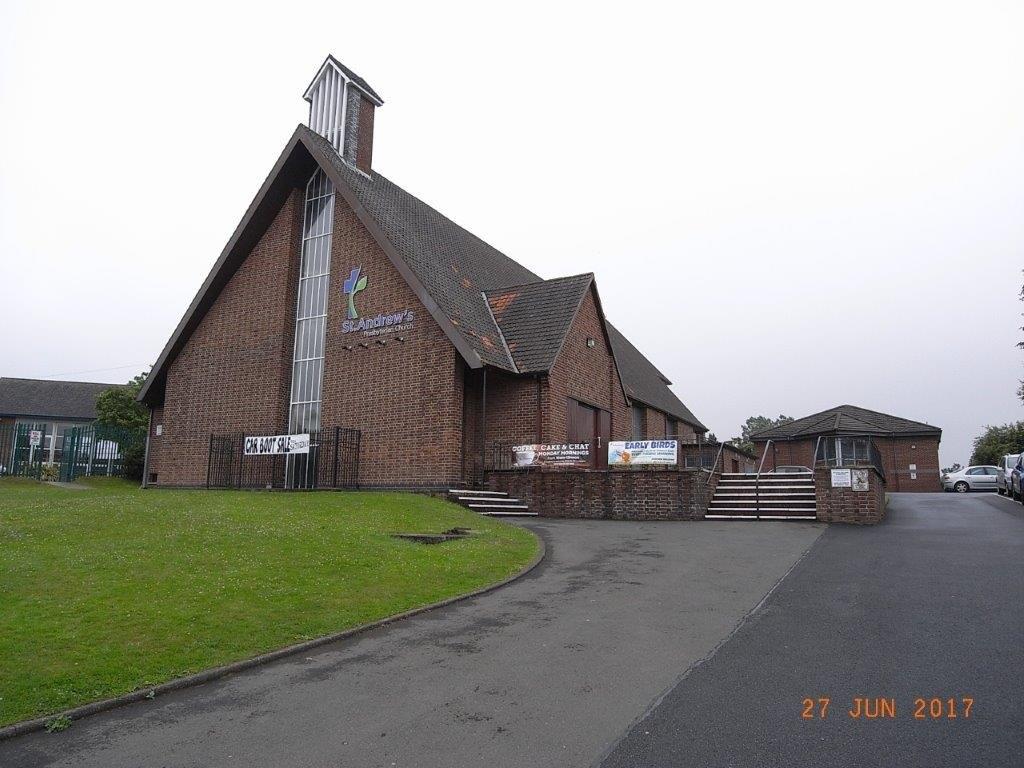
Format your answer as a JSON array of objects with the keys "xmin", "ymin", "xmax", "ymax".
[
  {"xmin": 244, "ymin": 434, "xmax": 311, "ymax": 456},
  {"xmin": 608, "ymin": 440, "xmax": 678, "ymax": 466},
  {"xmin": 513, "ymin": 444, "xmax": 590, "ymax": 467}
]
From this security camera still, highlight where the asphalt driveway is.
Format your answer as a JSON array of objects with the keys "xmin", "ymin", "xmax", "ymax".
[
  {"xmin": 1, "ymin": 518, "xmax": 823, "ymax": 768},
  {"xmin": 602, "ymin": 492, "xmax": 1024, "ymax": 768}
]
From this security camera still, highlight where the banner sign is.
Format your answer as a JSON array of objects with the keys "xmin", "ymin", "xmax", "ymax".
[
  {"xmin": 608, "ymin": 440, "xmax": 678, "ymax": 466},
  {"xmin": 513, "ymin": 443, "xmax": 590, "ymax": 468},
  {"xmin": 28, "ymin": 430, "xmax": 42, "ymax": 448},
  {"xmin": 243, "ymin": 434, "xmax": 311, "ymax": 456}
]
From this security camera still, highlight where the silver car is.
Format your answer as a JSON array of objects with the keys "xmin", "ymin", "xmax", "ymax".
[
  {"xmin": 996, "ymin": 454, "xmax": 1020, "ymax": 496},
  {"xmin": 942, "ymin": 465, "xmax": 999, "ymax": 493}
]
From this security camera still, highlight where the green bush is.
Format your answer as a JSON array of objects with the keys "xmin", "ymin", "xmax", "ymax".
[
  {"xmin": 121, "ymin": 443, "xmax": 145, "ymax": 482},
  {"xmin": 39, "ymin": 464, "xmax": 59, "ymax": 482}
]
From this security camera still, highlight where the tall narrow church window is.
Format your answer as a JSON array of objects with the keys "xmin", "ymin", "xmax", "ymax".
[{"xmin": 288, "ymin": 168, "xmax": 334, "ymax": 437}]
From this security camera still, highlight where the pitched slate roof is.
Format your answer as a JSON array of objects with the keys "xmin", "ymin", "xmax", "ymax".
[
  {"xmin": 605, "ymin": 325, "xmax": 707, "ymax": 430},
  {"xmin": 0, "ymin": 377, "xmax": 113, "ymax": 420},
  {"xmin": 305, "ymin": 55, "xmax": 384, "ymax": 105},
  {"xmin": 485, "ymin": 274, "xmax": 594, "ymax": 374},
  {"xmin": 140, "ymin": 125, "xmax": 707, "ymax": 429},
  {"xmin": 312, "ymin": 128, "xmax": 536, "ymax": 370},
  {"xmin": 751, "ymin": 405, "xmax": 941, "ymax": 440}
]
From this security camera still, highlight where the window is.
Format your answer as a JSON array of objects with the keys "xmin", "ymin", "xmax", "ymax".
[
  {"xmin": 286, "ymin": 168, "xmax": 334, "ymax": 488},
  {"xmin": 632, "ymin": 406, "xmax": 645, "ymax": 439},
  {"xmin": 832, "ymin": 437, "xmax": 870, "ymax": 466},
  {"xmin": 288, "ymin": 168, "xmax": 334, "ymax": 436},
  {"xmin": 966, "ymin": 467, "xmax": 983, "ymax": 476},
  {"xmin": 667, "ymin": 418, "xmax": 678, "ymax": 438}
]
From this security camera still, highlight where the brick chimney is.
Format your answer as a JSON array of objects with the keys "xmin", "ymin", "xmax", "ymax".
[{"xmin": 304, "ymin": 55, "xmax": 383, "ymax": 174}]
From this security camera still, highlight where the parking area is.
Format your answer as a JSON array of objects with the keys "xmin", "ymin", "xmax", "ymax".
[{"xmin": 602, "ymin": 492, "xmax": 1024, "ymax": 767}]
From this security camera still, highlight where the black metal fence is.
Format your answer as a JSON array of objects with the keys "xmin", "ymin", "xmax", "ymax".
[
  {"xmin": 487, "ymin": 442, "xmax": 518, "ymax": 471},
  {"xmin": 206, "ymin": 427, "xmax": 361, "ymax": 490}
]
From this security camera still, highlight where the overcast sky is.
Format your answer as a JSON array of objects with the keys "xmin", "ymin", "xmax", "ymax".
[{"xmin": 2, "ymin": 0, "xmax": 1021, "ymax": 466}]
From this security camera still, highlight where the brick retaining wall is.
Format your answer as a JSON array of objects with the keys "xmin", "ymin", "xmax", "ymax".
[
  {"xmin": 814, "ymin": 465, "xmax": 886, "ymax": 524},
  {"xmin": 486, "ymin": 468, "xmax": 710, "ymax": 520}
]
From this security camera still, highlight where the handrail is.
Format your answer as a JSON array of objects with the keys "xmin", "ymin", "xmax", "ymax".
[
  {"xmin": 811, "ymin": 435, "xmax": 823, "ymax": 468},
  {"xmin": 756, "ymin": 439, "xmax": 773, "ymax": 475},
  {"xmin": 753, "ymin": 440, "xmax": 775, "ymax": 521},
  {"xmin": 710, "ymin": 440, "xmax": 727, "ymax": 477}
]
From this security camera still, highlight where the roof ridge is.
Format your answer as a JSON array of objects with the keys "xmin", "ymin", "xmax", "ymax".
[
  {"xmin": 842, "ymin": 404, "xmax": 935, "ymax": 429},
  {"xmin": 0, "ymin": 377, "xmax": 115, "ymax": 386}
]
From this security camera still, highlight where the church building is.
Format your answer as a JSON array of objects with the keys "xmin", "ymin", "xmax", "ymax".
[{"xmin": 139, "ymin": 56, "xmax": 708, "ymax": 489}]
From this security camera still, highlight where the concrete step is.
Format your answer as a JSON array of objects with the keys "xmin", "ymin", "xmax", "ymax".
[
  {"xmin": 712, "ymin": 493, "xmax": 815, "ymax": 499},
  {"xmin": 724, "ymin": 473, "xmax": 811, "ymax": 479},
  {"xmin": 712, "ymin": 483, "xmax": 815, "ymax": 489},
  {"xmin": 449, "ymin": 489, "xmax": 533, "ymax": 516},
  {"xmin": 452, "ymin": 499, "xmax": 524, "ymax": 505},
  {"xmin": 476, "ymin": 510, "xmax": 539, "ymax": 517},
  {"xmin": 712, "ymin": 499, "xmax": 815, "ymax": 505},
  {"xmin": 712, "ymin": 505, "xmax": 815, "ymax": 512},
  {"xmin": 705, "ymin": 513, "xmax": 817, "ymax": 520}
]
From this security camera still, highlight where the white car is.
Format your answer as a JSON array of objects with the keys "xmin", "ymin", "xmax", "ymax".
[
  {"xmin": 942, "ymin": 465, "xmax": 999, "ymax": 493},
  {"xmin": 996, "ymin": 454, "xmax": 1020, "ymax": 496}
]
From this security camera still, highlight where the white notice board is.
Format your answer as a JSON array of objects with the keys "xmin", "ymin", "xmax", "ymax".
[{"xmin": 831, "ymin": 468, "xmax": 852, "ymax": 488}]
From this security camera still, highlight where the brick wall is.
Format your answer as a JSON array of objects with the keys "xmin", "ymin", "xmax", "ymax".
[
  {"xmin": 147, "ymin": 188, "xmax": 303, "ymax": 486},
  {"xmin": 723, "ymin": 445, "xmax": 757, "ymax": 473},
  {"xmin": 487, "ymin": 468, "xmax": 710, "ymax": 520},
  {"xmin": 814, "ymin": 465, "xmax": 886, "ymax": 524},
  {"xmin": 145, "ymin": 406, "xmax": 165, "ymax": 482},
  {"xmin": 754, "ymin": 435, "xmax": 941, "ymax": 492},
  {"xmin": 877, "ymin": 436, "xmax": 941, "ymax": 492},
  {"xmin": 462, "ymin": 368, "xmax": 539, "ymax": 480},
  {"xmin": 545, "ymin": 287, "xmax": 631, "ymax": 441},
  {"xmin": 318, "ymin": 188, "xmax": 464, "ymax": 488},
  {"xmin": 148, "ymin": 179, "xmax": 468, "ymax": 488},
  {"xmin": 356, "ymin": 96, "xmax": 375, "ymax": 173}
]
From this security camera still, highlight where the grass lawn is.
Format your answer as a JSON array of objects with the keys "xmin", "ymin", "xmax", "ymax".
[{"xmin": 0, "ymin": 478, "xmax": 538, "ymax": 727}]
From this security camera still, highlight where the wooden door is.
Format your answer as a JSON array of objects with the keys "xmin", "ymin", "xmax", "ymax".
[
  {"xmin": 567, "ymin": 399, "xmax": 611, "ymax": 469},
  {"xmin": 567, "ymin": 399, "xmax": 596, "ymax": 447}
]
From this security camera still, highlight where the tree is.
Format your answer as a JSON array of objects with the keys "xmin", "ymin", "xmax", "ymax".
[
  {"xmin": 730, "ymin": 415, "xmax": 795, "ymax": 455},
  {"xmin": 95, "ymin": 371, "xmax": 149, "ymax": 430},
  {"xmin": 969, "ymin": 422, "xmax": 1024, "ymax": 466}
]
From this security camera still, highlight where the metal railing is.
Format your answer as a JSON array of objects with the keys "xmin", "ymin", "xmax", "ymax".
[
  {"xmin": 206, "ymin": 426, "xmax": 360, "ymax": 490},
  {"xmin": 811, "ymin": 435, "xmax": 886, "ymax": 482}
]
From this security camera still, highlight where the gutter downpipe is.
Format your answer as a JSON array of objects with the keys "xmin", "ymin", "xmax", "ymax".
[{"xmin": 141, "ymin": 409, "xmax": 153, "ymax": 489}]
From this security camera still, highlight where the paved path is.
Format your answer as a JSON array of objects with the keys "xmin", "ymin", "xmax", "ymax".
[
  {"xmin": 1, "ymin": 518, "xmax": 823, "ymax": 768},
  {"xmin": 602, "ymin": 492, "xmax": 1024, "ymax": 768}
]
